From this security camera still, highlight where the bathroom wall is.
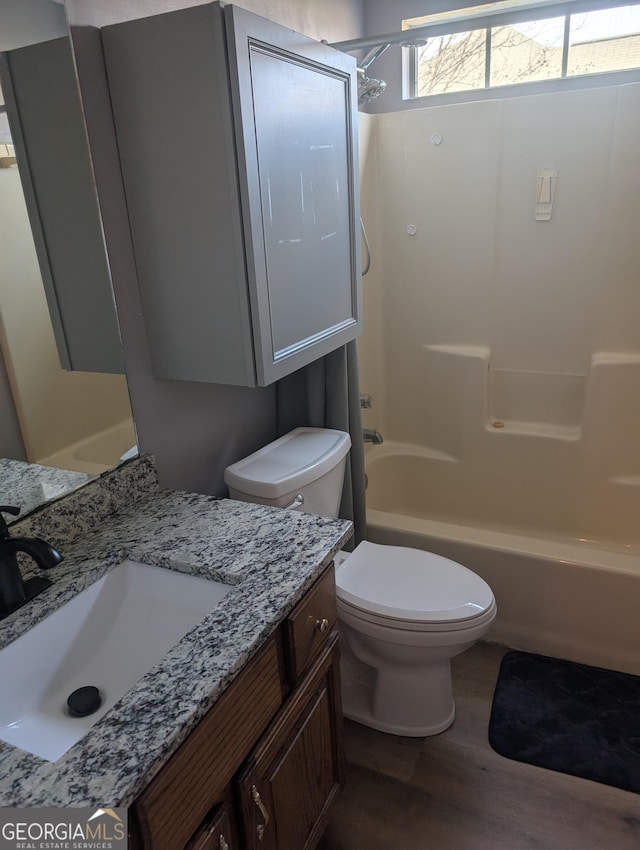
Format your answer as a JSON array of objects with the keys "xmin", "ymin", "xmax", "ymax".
[
  {"xmin": 0, "ymin": 166, "xmax": 133, "ymax": 463},
  {"xmin": 358, "ymin": 82, "xmax": 640, "ymax": 542},
  {"xmin": 65, "ymin": 0, "xmax": 365, "ymax": 497},
  {"xmin": 67, "ymin": 0, "xmax": 363, "ymax": 41}
]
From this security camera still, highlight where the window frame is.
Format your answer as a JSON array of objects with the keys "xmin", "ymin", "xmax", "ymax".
[
  {"xmin": 403, "ymin": 0, "xmax": 640, "ymax": 104},
  {"xmin": 0, "ymin": 77, "xmax": 12, "ymax": 144}
]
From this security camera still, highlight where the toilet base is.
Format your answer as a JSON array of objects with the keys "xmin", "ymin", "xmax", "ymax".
[
  {"xmin": 340, "ymin": 660, "xmax": 457, "ymax": 737},
  {"xmin": 344, "ymin": 700, "xmax": 456, "ymax": 737}
]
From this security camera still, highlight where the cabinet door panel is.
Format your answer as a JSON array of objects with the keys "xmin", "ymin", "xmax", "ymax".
[
  {"xmin": 269, "ymin": 684, "xmax": 338, "ymax": 849},
  {"xmin": 225, "ymin": 5, "xmax": 362, "ymax": 386},
  {"xmin": 250, "ymin": 49, "xmax": 354, "ymax": 354},
  {"xmin": 237, "ymin": 637, "xmax": 344, "ymax": 850}
]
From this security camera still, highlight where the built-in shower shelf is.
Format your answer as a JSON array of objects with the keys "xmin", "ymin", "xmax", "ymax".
[
  {"xmin": 591, "ymin": 352, "xmax": 640, "ymax": 367},
  {"xmin": 372, "ymin": 441, "xmax": 458, "ymax": 464},
  {"xmin": 610, "ymin": 474, "xmax": 640, "ymax": 487},
  {"xmin": 485, "ymin": 420, "xmax": 582, "ymax": 442}
]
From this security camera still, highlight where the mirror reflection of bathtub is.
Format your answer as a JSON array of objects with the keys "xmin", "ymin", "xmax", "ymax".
[
  {"xmin": 1, "ymin": 423, "xmax": 137, "ymax": 523},
  {"xmin": 35, "ymin": 419, "xmax": 138, "ymax": 476},
  {"xmin": 0, "ymin": 0, "xmax": 136, "ymax": 517}
]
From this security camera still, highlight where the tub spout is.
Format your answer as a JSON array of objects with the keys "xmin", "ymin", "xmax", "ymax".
[{"xmin": 363, "ymin": 428, "xmax": 384, "ymax": 445}]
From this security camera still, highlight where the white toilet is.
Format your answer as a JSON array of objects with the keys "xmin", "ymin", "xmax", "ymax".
[{"xmin": 225, "ymin": 427, "xmax": 497, "ymax": 737}]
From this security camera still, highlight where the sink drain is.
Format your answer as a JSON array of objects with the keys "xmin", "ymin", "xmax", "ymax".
[{"xmin": 66, "ymin": 686, "xmax": 102, "ymax": 718}]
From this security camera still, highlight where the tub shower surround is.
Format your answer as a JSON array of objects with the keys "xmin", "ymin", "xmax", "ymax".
[
  {"xmin": 0, "ymin": 455, "xmax": 352, "ymax": 808},
  {"xmin": 357, "ymin": 83, "xmax": 640, "ymax": 673}
]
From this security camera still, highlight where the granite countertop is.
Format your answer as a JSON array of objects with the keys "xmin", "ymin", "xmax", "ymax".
[{"xmin": 0, "ymin": 457, "xmax": 352, "ymax": 808}]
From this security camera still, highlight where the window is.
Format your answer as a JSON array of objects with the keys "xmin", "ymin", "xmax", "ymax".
[
  {"xmin": 0, "ymin": 79, "xmax": 12, "ymax": 145},
  {"xmin": 404, "ymin": 0, "xmax": 640, "ymax": 101},
  {"xmin": 0, "ymin": 80, "xmax": 12, "ymax": 144},
  {"xmin": 0, "ymin": 112, "xmax": 11, "ymax": 145}
]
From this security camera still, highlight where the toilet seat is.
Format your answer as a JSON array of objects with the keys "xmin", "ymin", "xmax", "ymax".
[
  {"xmin": 335, "ymin": 541, "xmax": 495, "ymax": 630},
  {"xmin": 337, "ymin": 594, "xmax": 497, "ymax": 634}
]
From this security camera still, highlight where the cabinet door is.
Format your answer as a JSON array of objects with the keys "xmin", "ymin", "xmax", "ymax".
[
  {"xmin": 225, "ymin": 6, "xmax": 362, "ymax": 386},
  {"xmin": 237, "ymin": 636, "xmax": 344, "ymax": 850}
]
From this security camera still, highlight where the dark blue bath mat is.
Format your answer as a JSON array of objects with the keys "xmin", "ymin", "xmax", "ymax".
[{"xmin": 488, "ymin": 650, "xmax": 640, "ymax": 793}]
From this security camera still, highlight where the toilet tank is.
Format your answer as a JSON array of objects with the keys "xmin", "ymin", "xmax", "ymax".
[{"xmin": 224, "ymin": 427, "xmax": 351, "ymax": 518}]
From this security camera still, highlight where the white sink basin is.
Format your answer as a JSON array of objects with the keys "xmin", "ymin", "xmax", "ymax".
[{"xmin": 0, "ymin": 559, "xmax": 232, "ymax": 762}]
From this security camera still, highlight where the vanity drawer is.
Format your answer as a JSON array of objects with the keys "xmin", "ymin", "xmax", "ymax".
[
  {"xmin": 283, "ymin": 563, "xmax": 337, "ymax": 683},
  {"xmin": 135, "ymin": 636, "xmax": 283, "ymax": 850}
]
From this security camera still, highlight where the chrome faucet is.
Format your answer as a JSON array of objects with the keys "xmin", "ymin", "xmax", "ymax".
[
  {"xmin": 363, "ymin": 428, "xmax": 384, "ymax": 445},
  {"xmin": 0, "ymin": 506, "xmax": 63, "ymax": 620}
]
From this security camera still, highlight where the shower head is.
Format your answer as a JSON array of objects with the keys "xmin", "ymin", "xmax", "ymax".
[
  {"xmin": 358, "ymin": 75, "xmax": 387, "ymax": 105},
  {"xmin": 357, "ymin": 43, "xmax": 389, "ymax": 106}
]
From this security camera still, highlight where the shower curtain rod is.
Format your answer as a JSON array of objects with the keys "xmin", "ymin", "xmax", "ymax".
[
  {"xmin": 330, "ymin": 22, "xmax": 465, "ymax": 53},
  {"xmin": 329, "ymin": 0, "xmax": 626, "ymax": 53}
]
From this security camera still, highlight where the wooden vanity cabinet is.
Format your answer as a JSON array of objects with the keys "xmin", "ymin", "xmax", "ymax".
[{"xmin": 130, "ymin": 563, "xmax": 342, "ymax": 850}]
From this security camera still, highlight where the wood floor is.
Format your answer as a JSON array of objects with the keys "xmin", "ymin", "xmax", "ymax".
[{"xmin": 318, "ymin": 642, "xmax": 640, "ymax": 850}]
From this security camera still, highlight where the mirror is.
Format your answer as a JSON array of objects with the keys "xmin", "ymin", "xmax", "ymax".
[{"xmin": 0, "ymin": 0, "xmax": 136, "ymax": 522}]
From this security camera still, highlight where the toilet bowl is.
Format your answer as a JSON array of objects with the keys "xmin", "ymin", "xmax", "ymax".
[
  {"xmin": 224, "ymin": 427, "xmax": 497, "ymax": 736},
  {"xmin": 335, "ymin": 541, "xmax": 496, "ymax": 735}
]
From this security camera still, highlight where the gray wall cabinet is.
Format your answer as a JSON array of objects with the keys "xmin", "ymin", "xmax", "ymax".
[
  {"xmin": 102, "ymin": 2, "xmax": 362, "ymax": 387},
  {"xmin": 0, "ymin": 37, "xmax": 125, "ymax": 375}
]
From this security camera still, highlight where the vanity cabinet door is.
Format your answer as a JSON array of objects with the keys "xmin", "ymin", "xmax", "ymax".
[
  {"xmin": 102, "ymin": 3, "xmax": 361, "ymax": 388},
  {"xmin": 237, "ymin": 636, "xmax": 344, "ymax": 850}
]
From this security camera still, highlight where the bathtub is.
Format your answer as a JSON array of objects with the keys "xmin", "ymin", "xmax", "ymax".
[
  {"xmin": 365, "ymin": 442, "xmax": 640, "ymax": 675},
  {"xmin": 37, "ymin": 419, "xmax": 137, "ymax": 476}
]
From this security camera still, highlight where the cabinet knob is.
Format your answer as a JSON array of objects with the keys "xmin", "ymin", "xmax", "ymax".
[
  {"xmin": 316, "ymin": 618, "xmax": 330, "ymax": 634},
  {"xmin": 251, "ymin": 784, "xmax": 270, "ymax": 842}
]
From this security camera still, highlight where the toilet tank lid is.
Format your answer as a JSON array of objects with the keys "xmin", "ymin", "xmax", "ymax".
[{"xmin": 224, "ymin": 427, "xmax": 351, "ymax": 499}]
